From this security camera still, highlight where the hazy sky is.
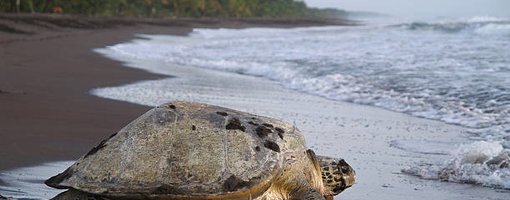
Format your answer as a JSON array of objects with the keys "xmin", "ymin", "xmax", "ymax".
[{"xmin": 304, "ymin": 0, "xmax": 510, "ymax": 18}]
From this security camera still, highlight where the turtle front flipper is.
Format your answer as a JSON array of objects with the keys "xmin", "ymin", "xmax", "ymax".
[{"xmin": 291, "ymin": 188, "xmax": 326, "ymax": 200}]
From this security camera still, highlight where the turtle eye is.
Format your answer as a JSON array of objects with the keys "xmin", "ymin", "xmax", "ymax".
[
  {"xmin": 337, "ymin": 159, "xmax": 350, "ymax": 173},
  {"xmin": 340, "ymin": 165, "xmax": 349, "ymax": 174}
]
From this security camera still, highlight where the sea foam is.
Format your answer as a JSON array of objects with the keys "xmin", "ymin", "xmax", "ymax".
[{"xmin": 403, "ymin": 141, "xmax": 510, "ymax": 189}]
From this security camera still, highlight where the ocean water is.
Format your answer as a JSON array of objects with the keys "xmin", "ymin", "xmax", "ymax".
[{"xmin": 93, "ymin": 16, "xmax": 510, "ymax": 190}]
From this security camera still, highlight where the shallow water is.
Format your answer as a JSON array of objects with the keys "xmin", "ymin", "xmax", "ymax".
[
  {"xmin": 95, "ymin": 16, "xmax": 510, "ymax": 189},
  {"xmin": 0, "ymin": 161, "xmax": 72, "ymax": 199},
  {"xmin": 105, "ymin": 16, "xmax": 510, "ymax": 132}
]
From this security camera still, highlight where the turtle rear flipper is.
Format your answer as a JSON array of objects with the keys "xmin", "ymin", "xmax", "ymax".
[{"xmin": 50, "ymin": 189, "xmax": 110, "ymax": 200}]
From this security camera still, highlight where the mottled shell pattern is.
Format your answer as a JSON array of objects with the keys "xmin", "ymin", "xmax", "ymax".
[{"xmin": 46, "ymin": 101, "xmax": 307, "ymax": 199}]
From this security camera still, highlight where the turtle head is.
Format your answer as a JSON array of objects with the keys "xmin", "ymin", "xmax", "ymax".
[{"xmin": 316, "ymin": 155, "xmax": 356, "ymax": 196}]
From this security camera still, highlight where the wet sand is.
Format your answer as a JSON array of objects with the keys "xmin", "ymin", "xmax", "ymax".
[{"xmin": 0, "ymin": 25, "xmax": 172, "ymax": 171}]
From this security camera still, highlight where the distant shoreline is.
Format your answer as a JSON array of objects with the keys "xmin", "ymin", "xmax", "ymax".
[{"xmin": 0, "ymin": 13, "xmax": 356, "ymax": 43}]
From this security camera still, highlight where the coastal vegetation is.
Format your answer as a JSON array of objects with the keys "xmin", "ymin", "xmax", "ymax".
[{"xmin": 0, "ymin": 0, "xmax": 346, "ymax": 19}]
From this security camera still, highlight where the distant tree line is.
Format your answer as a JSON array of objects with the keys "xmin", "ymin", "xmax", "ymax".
[{"xmin": 0, "ymin": 0, "xmax": 346, "ymax": 19}]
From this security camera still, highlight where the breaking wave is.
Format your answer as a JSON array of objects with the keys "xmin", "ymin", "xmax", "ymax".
[
  {"xmin": 394, "ymin": 16, "xmax": 510, "ymax": 35},
  {"xmin": 403, "ymin": 141, "xmax": 510, "ymax": 189}
]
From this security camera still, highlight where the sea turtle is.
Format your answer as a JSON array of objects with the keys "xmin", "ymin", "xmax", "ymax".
[{"xmin": 46, "ymin": 101, "xmax": 355, "ymax": 200}]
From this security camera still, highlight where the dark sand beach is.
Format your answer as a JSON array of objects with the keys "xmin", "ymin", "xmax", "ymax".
[{"xmin": 0, "ymin": 14, "xmax": 351, "ymax": 171}]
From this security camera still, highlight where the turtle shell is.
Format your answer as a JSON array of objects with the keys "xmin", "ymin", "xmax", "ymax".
[{"xmin": 46, "ymin": 101, "xmax": 306, "ymax": 199}]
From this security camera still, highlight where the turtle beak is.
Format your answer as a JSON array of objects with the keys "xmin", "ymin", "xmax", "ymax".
[
  {"xmin": 343, "ymin": 167, "xmax": 356, "ymax": 187},
  {"xmin": 344, "ymin": 173, "xmax": 355, "ymax": 188},
  {"xmin": 338, "ymin": 159, "xmax": 356, "ymax": 188}
]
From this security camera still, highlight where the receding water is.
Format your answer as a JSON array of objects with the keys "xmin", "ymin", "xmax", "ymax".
[{"xmin": 0, "ymin": 161, "xmax": 72, "ymax": 199}]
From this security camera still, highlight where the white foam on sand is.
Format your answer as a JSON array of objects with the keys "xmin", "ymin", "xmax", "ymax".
[
  {"xmin": 403, "ymin": 141, "xmax": 510, "ymax": 189},
  {"xmin": 0, "ymin": 161, "xmax": 72, "ymax": 199},
  {"xmin": 87, "ymin": 40, "xmax": 510, "ymax": 199}
]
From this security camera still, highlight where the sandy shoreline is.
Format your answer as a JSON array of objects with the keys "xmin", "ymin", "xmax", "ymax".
[
  {"xmin": 1, "ymin": 14, "xmax": 509, "ymax": 199},
  {"xmin": 0, "ymin": 14, "xmax": 359, "ymax": 198},
  {"xmin": 0, "ymin": 14, "xmax": 352, "ymax": 172},
  {"xmin": 0, "ymin": 25, "xmax": 172, "ymax": 171}
]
